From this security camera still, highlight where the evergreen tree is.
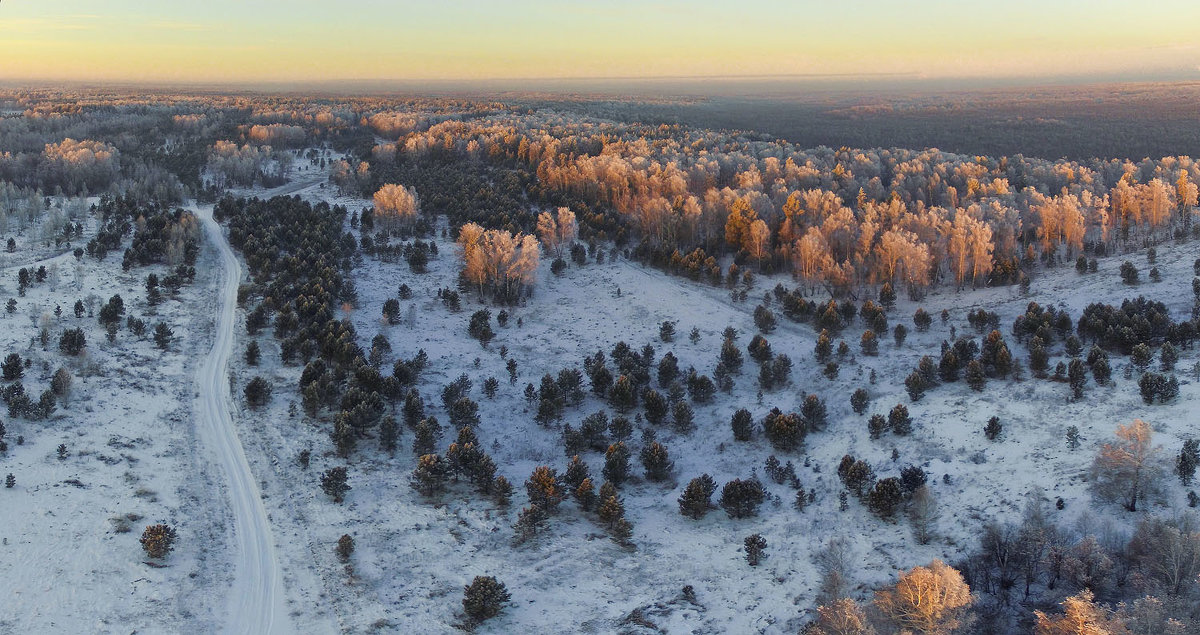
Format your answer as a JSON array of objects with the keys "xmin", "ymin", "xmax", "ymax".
[
  {"xmin": 574, "ymin": 478, "xmax": 597, "ymax": 511},
  {"xmin": 609, "ymin": 375, "xmax": 637, "ymax": 412},
  {"xmin": 411, "ymin": 454, "xmax": 448, "ymax": 497},
  {"xmin": 244, "ymin": 340, "xmax": 260, "ymax": 366},
  {"xmin": 524, "ymin": 466, "xmax": 566, "ymax": 511},
  {"xmin": 244, "ymin": 376, "xmax": 272, "ymax": 409},
  {"xmin": 904, "ymin": 372, "xmax": 926, "ymax": 402},
  {"xmin": 800, "ymin": 394, "xmax": 827, "ymax": 430},
  {"xmin": 868, "ymin": 414, "xmax": 888, "ymax": 440},
  {"xmin": 1, "ymin": 353, "xmax": 22, "ymax": 381},
  {"xmin": 671, "ymin": 400, "xmax": 694, "ymax": 432},
  {"xmin": 744, "ymin": 533, "xmax": 767, "ymax": 566},
  {"xmin": 720, "ymin": 337, "xmax": 744, "ymax": 373},
  {"xmin": 719, "ymin": 478, "xmax": 765, "ymax": 518},
  {"xmin": 678, "ymin": 474, "xmax": 717, "ymax": 519},
  {"xmin": 965, "ymin": 360, "xmax": 986, "ymax": 391},
  {"xmin": 640, "ymin": 441, "xmax": 673, "ymax": 481},
  {"xmin": 849, "ymin": 388, "xmax": 868, "ymax": 412},
  {"xmin": 984, "ymin": 416, "xmax": 1002, "ymax": 441},
  {"xmin": 462, "ymin": 576, "xmax": 510, "ymax": 623},
  {"xmin": 379, "ymin": 416, "xmax": 398, "ymax": 454},
  {"xmin": 1177, "ymin": 439, "xmax": 1199, "ymax": 486},
  {"xmin": 1067, "ymin": 359, "xmax": 1087, "ymax": 399},
  {"xmin": 602, "ymin": 442, "xmax": 631, "ymax": 485},
  {"xmin": 861, "ymin": 330, "xmax": 879, "ymax": 356},
  {"xmin": 321, "ymin": 466, "xmax": 350, "ymax": 502},
  {"xmin": 642, "ymin": 389, "xmax": 667, "ymax": 425},
  {"xmin": 731, "ymin": 408, "xmax": 753, "ymax": 441},
  {"xmin": 815, "ymin": 330, "xmax": 832, "ymax": 363},
  {"xmin": 153, "ymin": 322, "xmax": 173, "ymax": 350},
  {"xmin": 889, "ymin": 404, "xmax": 912, "ymax": 436},
  {"xmin": 868, "ymin": 477, "xmax": 904, "ymax": 519}
]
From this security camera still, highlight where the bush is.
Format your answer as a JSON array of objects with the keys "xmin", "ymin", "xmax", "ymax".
[
  {"xmin": 335, "ymin": 534, "xmax": 355, "ymax": 562},
  {"xmin": 140, "ymin": 524, "xmax": 177, "ymax": 559}
]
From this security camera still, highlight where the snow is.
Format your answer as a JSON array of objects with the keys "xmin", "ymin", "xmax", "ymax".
[
  {"xmin": 3, "ymin": 162, "xmax": 1197, "ymax": 633},
  {"xmin": 193, "ymin": 204, "xmax": 293, "ymax": 635},
  {"xmin": 225, "ymin": 167, "xmax": 1199, "ymax": 633}
]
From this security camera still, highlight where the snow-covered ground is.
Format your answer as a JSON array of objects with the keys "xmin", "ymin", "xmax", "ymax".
[
  {"xmin": 192, "ymin": 204, "xmax": 293, "ymax": 634},
  {"xmin": 3, "ymin": 163, "xmax": 1196, "ymax": 633},
  {"xmin": 222, "ymin": 168, "xmax": 1200, "ymax": 633},
  {"xmin": 0, "ymin": 203, "xmax": 229, "ymax": 633}
]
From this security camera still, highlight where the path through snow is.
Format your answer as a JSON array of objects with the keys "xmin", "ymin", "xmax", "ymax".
[{"xmin": 195, "ymin": 204, "xmax": 294, "ymax": 635}]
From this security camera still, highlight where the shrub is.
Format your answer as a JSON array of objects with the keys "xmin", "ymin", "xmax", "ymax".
[{"xmin": 140, "ymin": 524, "xmax": 178, "ymax": 559}]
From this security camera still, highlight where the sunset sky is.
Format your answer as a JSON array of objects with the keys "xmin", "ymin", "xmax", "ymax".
[{"xmin": 2, "ymin": 0, "xmax": 1199, "ymax": 84}]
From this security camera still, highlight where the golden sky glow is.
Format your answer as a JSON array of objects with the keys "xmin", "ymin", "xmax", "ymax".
[{"xmin": 1, "ymin": 1, "xmax": 1198, "ymax": 83}]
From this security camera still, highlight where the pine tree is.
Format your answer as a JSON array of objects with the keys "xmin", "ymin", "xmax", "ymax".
[
  {"xmin": 574, "ymin": 478, "xmax": 597, "ymax": 511},
  {"xmin": 412, "ymin": 454, "xmax": 448, "ymax": 497},
  {"xmin": 564, "ymin": 454, "xmax": 590, "ymax": 490},
  {"xmin": 598, "ymin": 493, "xmax": 625, "ymax": 529},
  {"xmin": 1066, "ymin": 425, "xmax": 1081, "ymax": 451},
  {"xmin": 861, "ymin": 330, "xmax": 879, "ymax": 356},
  {"xmin": 602, "ymin": 442, "xmax": 631, "ymax": 485},
  {"xmin": 868, "ymin": 414, "xmax": 888, "ymax": 440},
  {"xmin": 153, "ymin": 322, "xmax": 173, "ymax": 350},
  {"xmin": 744, "ymin": 533, "xmax": 767, "ymax": 566},
  {"xmin": 640, "ymin": 442, "xmax": 673, "ymax": 481},
  {"xmin": 671, "ymin": 400, "xmax": 694, "ymax": 432},
  {"xmin": 889, "ymin": 404, "xmax": 912, "ymax": 436},
  {"xmin": 1067, "ymin": 359, "xmax": 1087, "ymax": 399},
  {"xmin": 1178, "ymin": 438, "xmax": 1199, "ymax": 486},
  {"xmin": 815, "ymin": 330, "xmax": 832, "ymax": 363},
  {"xmin": 850, "ymin": 388, "xmax": 870, "ymax": 415},
  {"xmin": 868, "ymin": 477, "xmax": 903, "ymax": 519},
  {"xmin": 984, "ymin": 416, "xmax": 1002, "ymax": 441},
  {"xmin": 462, "ymin": 576, "xmax": 510, "ymax": 623},
  {"xmin": 642, "ymin": 389, "xmax": 667, "ymax": 425},
  {"xmin": 525, "ymin": 466, "xmax": 565, "ymax": 511},
  {"xmin": 904, "ymin": 372, "xmax": 926, "ymax": 402},
  {"xmin": 965, "ymin": 359, "xmax": 986, "ymax": 391},
  {"xmin": 678, "ymin": 474, "xmax": 717, "ymax": 519},
  {"xmin": 801, "ymin": 394, "xmax": 827, "ymax": 430},
  {"xmin": 321, "ymin": 466, "xmax": 350, "ymax": 503},
  {"xmin": 719, "ymin": 478, "xmax": 765, "ymax": 519},
  {"xmin": 610, "ymin": 375, "xmax": 637, "ymax": 412},
  {"xmin": 244, "ymin": 341, "xmax": 260, "ymax": 366},
  {"xmin": 731, "ymin": 408, "xmax": 753, "ymax": 441}
]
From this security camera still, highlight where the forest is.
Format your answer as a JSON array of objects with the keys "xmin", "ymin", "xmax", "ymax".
[{"xmin": 1, "ymin": 85, "xmax": 1199, "ymax": 633}]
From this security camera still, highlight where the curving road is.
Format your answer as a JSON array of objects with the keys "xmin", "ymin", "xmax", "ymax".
[{"xmin": 195, "ymin": 204, "xmax": 293, "ymax": 635}]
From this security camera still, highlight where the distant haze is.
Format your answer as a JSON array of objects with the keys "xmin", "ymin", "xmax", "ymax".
[{"xmin": 2, "ymin": 0, "xmax": 1199, "ymax": 84}]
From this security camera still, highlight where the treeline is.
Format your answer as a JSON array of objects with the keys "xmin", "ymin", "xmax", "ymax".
[{"xmin": 372, "ymin": 111, "xmax": 1199, "ymax": 297}]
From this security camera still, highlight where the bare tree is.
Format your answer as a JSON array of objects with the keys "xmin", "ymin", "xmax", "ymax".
[
  {"xmin": 1034, "ymin": 589, "xmax": 1128, "ymax": 635},
  {"xmin": 874, "ymin": 559, "xmax": 972, "ymax": 635},
  {"xmin": 909, "ymin": 485, "xmax": 939, "ymax": 545},
  {"xmin": 807, "ymin": 598, "xmax": 876, "ymax": 635},
  {"xmin": 1091, "ymin": 419, "xmax": 1162, "ymax": 512},
  {"xmin": 814, "ymin": 537, "xmax": 855, "ymax": 604}
]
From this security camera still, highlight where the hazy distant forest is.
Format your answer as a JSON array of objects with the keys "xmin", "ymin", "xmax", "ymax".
[{"xmin": 3, "ymin": 83, "xmax": 1200, "ymax": 633}]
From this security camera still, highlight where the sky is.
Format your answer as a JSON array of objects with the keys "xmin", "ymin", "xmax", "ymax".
[{"xmin": 1, "ymin": 0, "xmax": 1199, "ymax": 85}]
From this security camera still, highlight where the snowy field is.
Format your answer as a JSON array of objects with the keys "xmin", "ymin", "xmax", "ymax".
[
  {"xmin": 3, "ymin": 162, "xmax": 1197, "ymax": 633},
  {"xmin": 227, "ymin": 169, "xmax": 1200, "ymax": 633},
  {"xmin": 0, "ymin": 200, "xmax": 228, "ymax": 633}
]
